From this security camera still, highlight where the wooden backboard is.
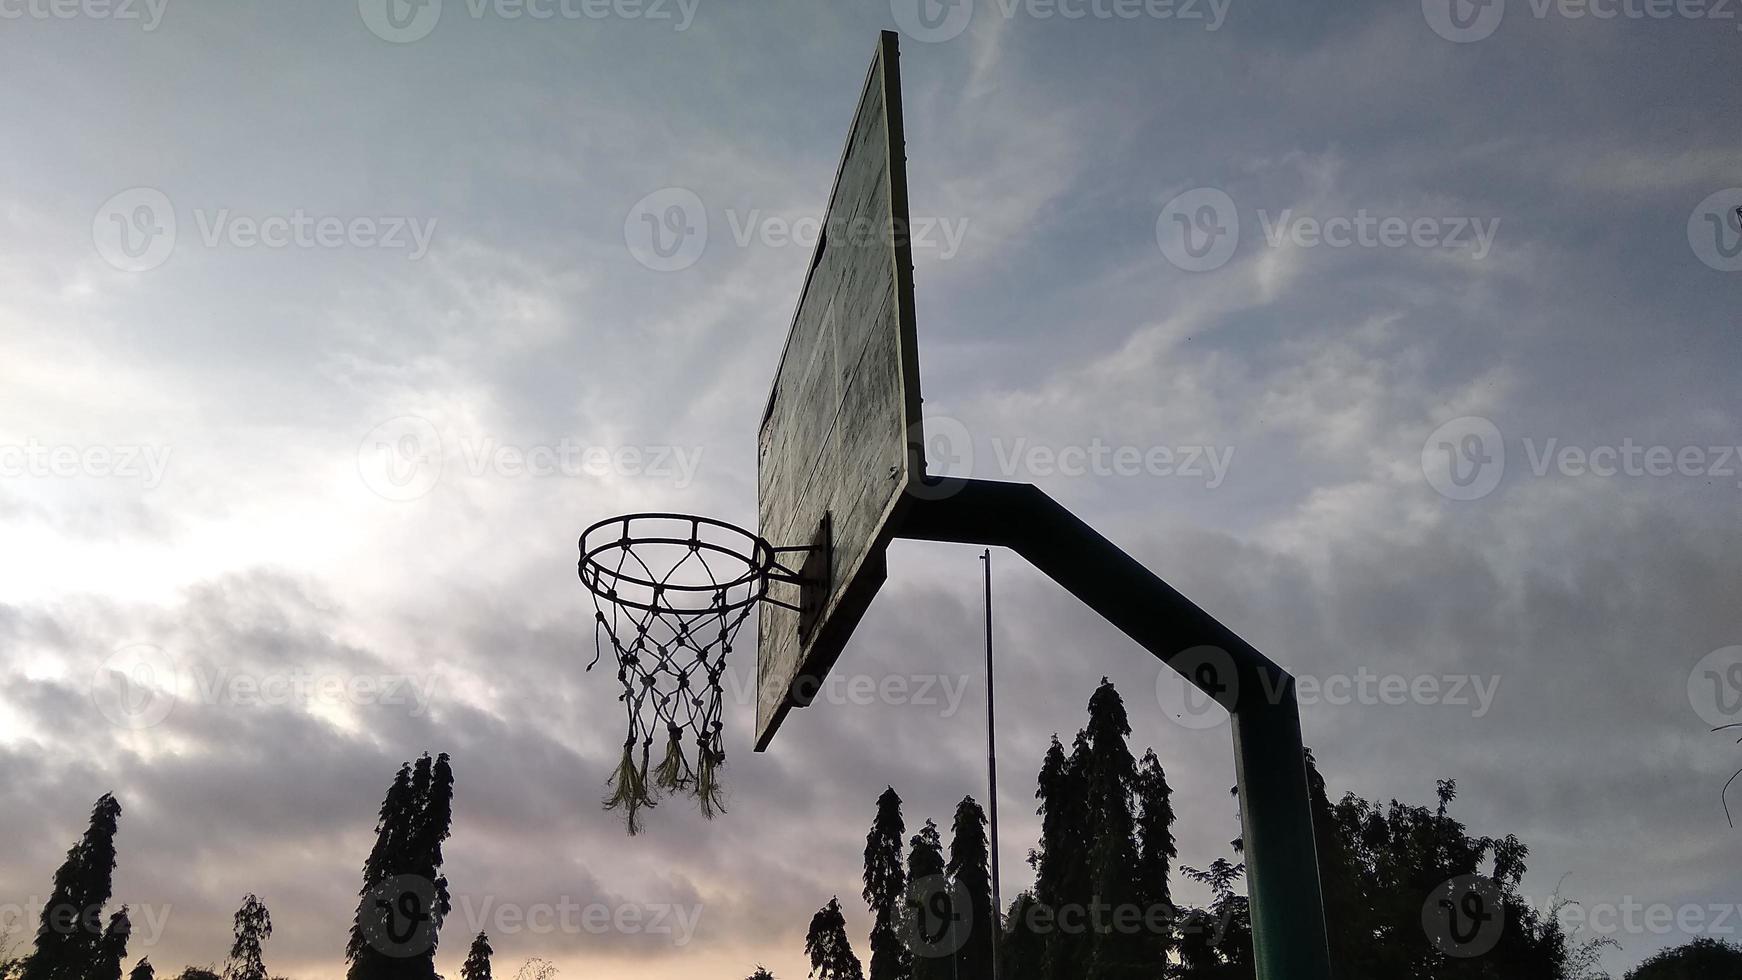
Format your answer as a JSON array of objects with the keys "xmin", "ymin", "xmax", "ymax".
[{"xmin": 754, "ymin": 31, "xmax": 924, "ymax": 751}]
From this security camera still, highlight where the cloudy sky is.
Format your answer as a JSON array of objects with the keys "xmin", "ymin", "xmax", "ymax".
[{"xmin": 3, "ymin": 1, "xmax": 1740, "ymax": 978}]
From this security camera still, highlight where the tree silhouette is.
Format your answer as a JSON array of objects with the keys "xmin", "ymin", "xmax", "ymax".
[
  {"xmin": 1624, "ymin": 937, "xmax": 1742, "ymax": 979},
  {"xmin": 804, "ymin": 899, "xmax": 864, "ymax": 980},
  {"xmin": 1132, "ymin": 749, "xmax": 1176, "ymax": 962},
  {"xmin": 1030, "ymin": 735, "xmax": 1089, "ymax": 980},
  {"xmin": 459, "ymin": 934, "xmax": 492, "ymax": 980},
  {"xmin": 224, "ymin": 895, "xmax": 271, "ymax": 980},
  {"xmin": 345, "ymin": 753, "xmax": 456, "ymax": 980},
  {"xmin": 862, "ymin": 788, "xmax": 910, "ymax": 980},
  {"xmin": 746, "ymin": 968, "xmax": 776, "ymax": 980},
  {"xmin": 124, "ymin": 959, "xmax": 152, "ymax": 980},
  {"xmin": 997, "ymin": 893, "xmax": 1045, "ymax": 980},
  {"xmin": 1078, "ymin": 681, "xmax": 1145, "ymax": 980},
  {"xmin": 22, "ymin": 794, "xmax": 123, "ymax": 980},
  {"xmin": 88, "ymin": 909, "xmax": 130, "ymax": 980},
  {"xmin": 947, "ymin": 797, "xmax": 994, "ymax": 980},
  {"xmin": 903, "ymin": 822, "xmax": 950, "ymax": 980},
  {"xmin": 1176, "ymin": 859, "xmax": 1252, "ymax": 979}
]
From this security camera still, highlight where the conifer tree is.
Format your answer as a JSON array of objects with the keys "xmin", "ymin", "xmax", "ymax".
[
  {"xmin": 87, "ymin": 910, "xmax": 129, "ymax": 980},
  {"xmin": 861, "ymin": 788, "xmax": 909, "ymax": 980},
  {"xmin": 459, "ymin": 934, "xmax": 491, "ymax": 980},
  {"xmin": 1078, "ymin": 680, "xmax": 1145, "ymax": 979},
  {"xmin": 996, "ymin": 893, "xmax": 1044, "ymax": 980},
  {"xmin": 1132, "ymin": 749, "xmax": 1176, "ymax": 960},
  {"xmin": 345, "ymin": 754, "xmax": 455, "ymax": 980},
  {"xmin": 903, "ymin": 821, "xmax": 951, "ymax": 980},
  {"xmin": 223, "ymin": 896, "xmax": 271, "ymax": 980},
  {"xmin": 125, "ymin": 960, "xmax": 152, "ymax": 980},
  {"xmin": 946, "ymin": 798, "xmax": 994, "ymax": 980},
  {"xmin": 804, "ymin": 900, "xmax": 863, "ymax": 980},
  {"xmin": 23, "ymin": 794, "xmax": 123, "ymax": 980}
]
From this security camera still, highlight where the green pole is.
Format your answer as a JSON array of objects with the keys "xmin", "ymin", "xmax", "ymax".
[{"xmin": 898, "ymin": 478, "xmax": 1333, "ymax": 980}]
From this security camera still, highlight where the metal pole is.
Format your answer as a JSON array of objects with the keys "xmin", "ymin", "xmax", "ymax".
[
  {"xmin": 981, "ymin": 548, "xmax": 1003, "ymax": 980},
  {"xmin": 899, "ymin": 479, "xmax": 1333, "ymax": 980}
]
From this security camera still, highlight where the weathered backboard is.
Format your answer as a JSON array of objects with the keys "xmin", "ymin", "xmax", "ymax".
[{"xmin": 755, "ymin": 31, "xmax": 924, "ymax": 751}]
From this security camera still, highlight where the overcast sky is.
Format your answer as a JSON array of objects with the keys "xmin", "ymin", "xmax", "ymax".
[{"xmin": 3, "ymin": 1, "xmax": 1740, "ymax": 978}]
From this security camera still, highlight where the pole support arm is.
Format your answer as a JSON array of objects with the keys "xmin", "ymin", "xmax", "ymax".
[{"xmin": 896, "ymin": 478, "xmax": 1332, "ymax": 980}]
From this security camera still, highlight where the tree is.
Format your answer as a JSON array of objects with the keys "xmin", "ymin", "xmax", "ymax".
[
  {"xmin": 1076, "ymin": 681, "xmax": 1146, "ymax": 979},
  {"xmin": 1030, "ymin": 734, "xmax": 1089, "ymax": 980},
  {"xmin": 224, "ymin": 896, "xmax": 271, "ymax": 980},
  {"xmin": 1, "ymin": 937, "xmax": 24, "ymax": 980},
  {"xmin": 997, "ymin": 893, "xmax": 1045, "ymax": 980},
  {"xmin": 1132, "ymin": 749, "xmax": 1176, "ymax": 960},
  {"xmin": 23, "ymin": 794, "xmax": 124, "ymax": 980},
  {"xmin": 345, "ymin": 753, "xmax": 456, "ymax": 980},
  {"xmin": 904, "ymin": 821, "xmax": 951, "ymax": 980},
  {"xmin": 745, "ymin": 968, "xmax": 776, "ymax": 980},
  {"xmin": 1176, "ymin": 859, "xmax": 1253, "ymax": 980},
  {"xmin": 1624, "ymin": 937, "xmax": 1742, "ymax": 979},
  {"xmin": 459, "ymin": 934, "xmax": 492, "ymax": 980},
  {"xmin": 88, "ymin": 910, "xmax": 130, "ymax": 980},
  {"xmin": 862, "ymin": 788, "xmax": 910, "ymax": 980},
  {"xmin": 125, "ymin": 960, "xmax": 152, "ymax": 980},
  {"xmin": 947, "ymin": 797, "xmax": 994, "ymax": 980},
  {"xmin": 804, "ymin": 899, "xmax": 864, "ymax": 980}
]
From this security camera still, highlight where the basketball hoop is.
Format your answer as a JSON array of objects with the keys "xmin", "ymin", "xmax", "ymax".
[{"xmin": 577, "ymin": 513, "xmax": 823, "ymax": 833}]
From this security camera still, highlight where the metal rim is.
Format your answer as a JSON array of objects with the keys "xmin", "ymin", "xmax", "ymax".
[{"xmin": 578, "ymin": 513, "xmax": 777, "ymax": 616}]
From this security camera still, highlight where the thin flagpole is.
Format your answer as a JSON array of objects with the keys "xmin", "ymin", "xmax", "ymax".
[{"xmin": 982, "ymin": 548, "xmax": 1002, "ymax": 977}]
